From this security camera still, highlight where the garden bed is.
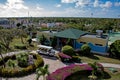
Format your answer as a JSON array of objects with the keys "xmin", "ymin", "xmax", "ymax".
[
  {"xmin": 0, "ymin": 52, "xmax": 44, "ymax": 77},
  {"xmin": 46, "ymin": 63, "xmax": 103, "ymax": 80}
]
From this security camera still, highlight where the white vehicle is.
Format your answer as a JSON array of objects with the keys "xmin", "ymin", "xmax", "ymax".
[{"xmin": 37, "ymin": 45, "xmax": 58, "ymax": 56}]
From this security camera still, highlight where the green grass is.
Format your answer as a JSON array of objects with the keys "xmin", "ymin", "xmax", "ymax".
[
  {"xmin": 79, "ymin": 55, "xmax": 120, "ymax": 64},
  {"xmin": 10, "ymin": 37, "xmax": 38, "ymax": 51}
]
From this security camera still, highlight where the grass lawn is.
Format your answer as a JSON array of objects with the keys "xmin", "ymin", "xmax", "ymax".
[
  {"xmin": 10, "ymin": 37, "xmax": 38, "ymax": 51},
  {"xmin": 79, "ymin": 55, "xmax": 120, "ymax": 64}
]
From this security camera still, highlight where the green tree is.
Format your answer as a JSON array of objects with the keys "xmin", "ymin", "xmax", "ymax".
[
  {"xmin": 7, "ymin": 59, "xmax": 16, "ymax": 68},
  {"xmin": 0, "ymin": 29, "xmax": 14, "ymax": 51},
  {"xmin": 36, "ymin": 64, "xmax": 49, "ymax": 80},
  {"xmin": 109, "ymin": 40, "xmax": 120, "ymax": 59}
]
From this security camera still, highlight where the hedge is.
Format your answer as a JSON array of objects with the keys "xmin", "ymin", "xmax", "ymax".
[{"xmin": 0, "ymin": 53, "xmax": 44, "ymax": 77}]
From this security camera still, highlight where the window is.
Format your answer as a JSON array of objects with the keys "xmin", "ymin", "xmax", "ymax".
[
  {"xmin": 80, "ymin": 42, "xmax": 86, "ymax": 44},
  {"xmin": 95, "ymin": 44, "xmax": 103, "ymax": 46}
]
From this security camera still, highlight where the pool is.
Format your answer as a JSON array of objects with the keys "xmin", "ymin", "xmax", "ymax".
[{"xmin": 108, "ymin": 32, "xmax": 120, "ymax": 44}]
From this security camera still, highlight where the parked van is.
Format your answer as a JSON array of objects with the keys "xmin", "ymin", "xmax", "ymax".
[{"xmin": 37, "ymin": 45, "xmax": 58, "ymax": 56}]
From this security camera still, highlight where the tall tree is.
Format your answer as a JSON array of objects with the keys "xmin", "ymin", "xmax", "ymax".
[{"xmin": 0, "ymin": 29, "xmax": 14, "ymax": 51}]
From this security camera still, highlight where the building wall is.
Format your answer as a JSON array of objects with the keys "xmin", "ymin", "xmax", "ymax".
[
  {"xmin": 75, "ymin": 37, "xmax": 108, "ymax": 53},
  {"xmin": 77, "ymin": 37, "xmax": 107, "ymax": 46}
]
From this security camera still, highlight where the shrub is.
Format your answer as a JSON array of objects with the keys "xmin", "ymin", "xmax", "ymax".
[
  {"xmin": 16, "ymin": 52, "xmax": 29, "ymax": 67},
  {"xmin": 14, "ymin": 44, "xmax": 26, "ymax": 49},
  {"xmin": 109, "ymin": 40, "xmax": 120, "ymax": 59},
  {"xmin": 62, "ymin": 45, "xmax": 75, "ymax": 56},
  {"xmin": 80, "ymin": 44, "xmax": 91, "ymax": 56}
]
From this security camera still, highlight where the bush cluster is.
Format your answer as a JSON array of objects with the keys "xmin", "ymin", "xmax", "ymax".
[{"xmin": 0, "ymin": 53, "xmax": 44, "ymax": 77}]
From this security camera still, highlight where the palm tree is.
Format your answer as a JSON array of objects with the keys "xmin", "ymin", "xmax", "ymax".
[
  {"xmin": 88, "ymin": 62, "xmax": 98, "ymax": 80},
  {"xmin": 36, "ymin": 64, "xmax": 49, "ymax": 80},
  {"xmin": 0, "ymin": 44, "xmax": 5, "ymax": 67}
]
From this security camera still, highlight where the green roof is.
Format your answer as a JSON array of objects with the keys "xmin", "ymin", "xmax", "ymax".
[{"xmin": 54, "ymin": 28, "xmax": 88, "ymax": 39}]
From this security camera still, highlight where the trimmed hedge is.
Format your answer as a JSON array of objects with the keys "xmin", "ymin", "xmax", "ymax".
[
  {"xmin": 0, "ymin": 53, "xmax": 44, "ymax": 77},
  {"xmin": 81, "ymin": 44, "xmax": 91, "ymax": 56},
  {"xmin": 62, "ymin": 45, "xmax": 75, "ymax": 56}
]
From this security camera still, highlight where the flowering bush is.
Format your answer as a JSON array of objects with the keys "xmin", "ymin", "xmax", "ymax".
[{"xmin": 46, "ymin": 63, "xmax": 103, "ymax": 80}]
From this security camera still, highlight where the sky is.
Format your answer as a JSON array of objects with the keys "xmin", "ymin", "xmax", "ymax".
[{"xmin": 0, "ymin": 0, "xmax": 120, "ymax": 18}]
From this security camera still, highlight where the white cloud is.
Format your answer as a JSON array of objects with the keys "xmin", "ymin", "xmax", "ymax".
[
  {"xmin": 0, "ymin": 0, "xmax": 45, "ymax": 17},
  {"xmin": 115, "ymin": 2, "xmax": 120, "ymax": 7},
  {"xmin": 56, "ymin": 4, "xmax": 61, "ymax": 7},
  {"xmin": 61, "ymin": 0, "xmax": 76, "ymax": 3},
  {"xmin": 100, "ymin": 1, "xmax": 112, "ymax": 8},
  {"xmin": 93, "ymin": 0, "xmax": 99, "ymax": 7},
  {"xmin": 4, "ymin": 0, "xmax": 28, "ymax": 10},
  {"xmin": 75, "ymin": 0, "xmax": 91, "ymax": 7}
]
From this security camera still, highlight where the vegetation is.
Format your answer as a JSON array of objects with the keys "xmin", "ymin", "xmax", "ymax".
[
  {"xmin": 80, "ymin": 44, "xmax": 91, "ymax": 56},
  {"xmin": 47, "ymin": 64, "xmax": 103, "ymax": 80},
  {"xmin": 0, "ymin": 53, "xmax": 44, "ymax": 77},
  {"xmin": 109, "ymin": 40, "xmax": 120, "ymax": 59},
  {"xmin": 0, "ymin": 29, "xmax": 15, "ymax": 51},
  {"xmin": 62, "ymin": 45, "xmax": 75, "ymax": 56},
  {"xmin": 36, "ymin": 64, "xmax": 49, "ymax": 80}
]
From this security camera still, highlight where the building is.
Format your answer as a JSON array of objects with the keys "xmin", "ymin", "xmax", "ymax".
[{"xmin": 54, "ymin": 28, "xmax": 109, "ymax": 54}]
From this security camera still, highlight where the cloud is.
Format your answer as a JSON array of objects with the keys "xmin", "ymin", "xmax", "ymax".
[
  {"xmin": 100, "ymin": 1, "xmax": 112, "ymax": 8},
  {"xmin": 4, "ymin": 0, "xmax": 28, "ymax": 10},
  {"xmin": 61, "ymin": 0, "xmax": 76, "ymax": 3},
  {"xmin": 115, "ymin": 2, "xmax": 120, "ymax": 7},
  {"xmin": 93, "ymin": 0, "xmax": 99, "ymax": 7},
  {"xmin": 0, "ymin": 0, "xmax": 44, "ymax": 17},
  {"xmin": 93, "ymin": 0, "xmax": 112, "ymax": 8},
  {"xmin": 75, "ymin": 0, "xmax": 91, "ymax": 7},
  {"xmin": 56, "ymin": 4, "xmax": 61, "ymax": 7}
]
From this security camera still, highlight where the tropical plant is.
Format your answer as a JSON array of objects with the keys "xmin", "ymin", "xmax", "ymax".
[
  {"xmin": 16, "ymin": 53, "xmax": 28, "ymax": 67},
  {"xmin": 88, "ymin": 62, "xmax": 104, "ymax": 80},
  {"xmin": 6, "ymin": 59, "xmax": 16, "ymax": 68},
  {"xmin": 88, "ymin": 62, "xmax": 98, "ymax": 80},
  {"xmin": 36, "ymin": 64, "xmax": 49, "ymax": 80}
]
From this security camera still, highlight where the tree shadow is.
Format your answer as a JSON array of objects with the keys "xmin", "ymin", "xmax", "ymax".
[
  {"xmin": 86, "ymin": 55, "xmax": 100, "ymax": 60},
  {"xmin": 103, "ymin": 71, "xmax": 111, "ymax": 79}
]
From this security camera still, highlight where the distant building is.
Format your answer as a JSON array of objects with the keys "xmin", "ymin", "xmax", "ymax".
[{"xmin": 0, "ymin": 19, "xmax": 10, "ymax": 28}]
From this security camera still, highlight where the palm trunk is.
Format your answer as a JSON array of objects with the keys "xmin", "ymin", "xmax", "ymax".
[
  {"xmin": 21, "ymin": 36, "xmax": 24, "ymax": 44},
  {"xmin": 0, "ymin": 53, "xmax": 5, "ymax": 67}
]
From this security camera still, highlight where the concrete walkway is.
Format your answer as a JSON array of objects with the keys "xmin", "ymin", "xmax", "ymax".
[{"xmin": 0, "ymin": 51, "xmax": 120, "ymax": 80}]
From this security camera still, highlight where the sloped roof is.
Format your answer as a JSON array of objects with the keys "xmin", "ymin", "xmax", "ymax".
[{"xmin": 54, "ymin": 28, "xmax": 88, "ymax": 39}]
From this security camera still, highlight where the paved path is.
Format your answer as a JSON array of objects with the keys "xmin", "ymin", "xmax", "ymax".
[{"xmin": 0, "ymin": 51, "xmax": 120, "ymax": 80}]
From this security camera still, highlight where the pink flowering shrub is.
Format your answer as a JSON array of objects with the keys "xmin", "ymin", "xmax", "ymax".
[
  {"xmin": 58, "ymin": 53, "xmax": 72, "ymax": 59},
  {"xmin": 46, "ymin": 63, "xmax": 103, "ymax": 80}
]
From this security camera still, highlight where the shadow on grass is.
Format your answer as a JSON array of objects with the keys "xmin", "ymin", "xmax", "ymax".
[{"xmin": 103, "ymin": 71, "xmax": 111, "ymax": 79}]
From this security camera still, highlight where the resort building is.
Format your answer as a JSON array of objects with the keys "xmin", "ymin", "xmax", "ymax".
[{"xmin": 54, "ymin": 28, "xmax": 109, "ymax": 54}]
